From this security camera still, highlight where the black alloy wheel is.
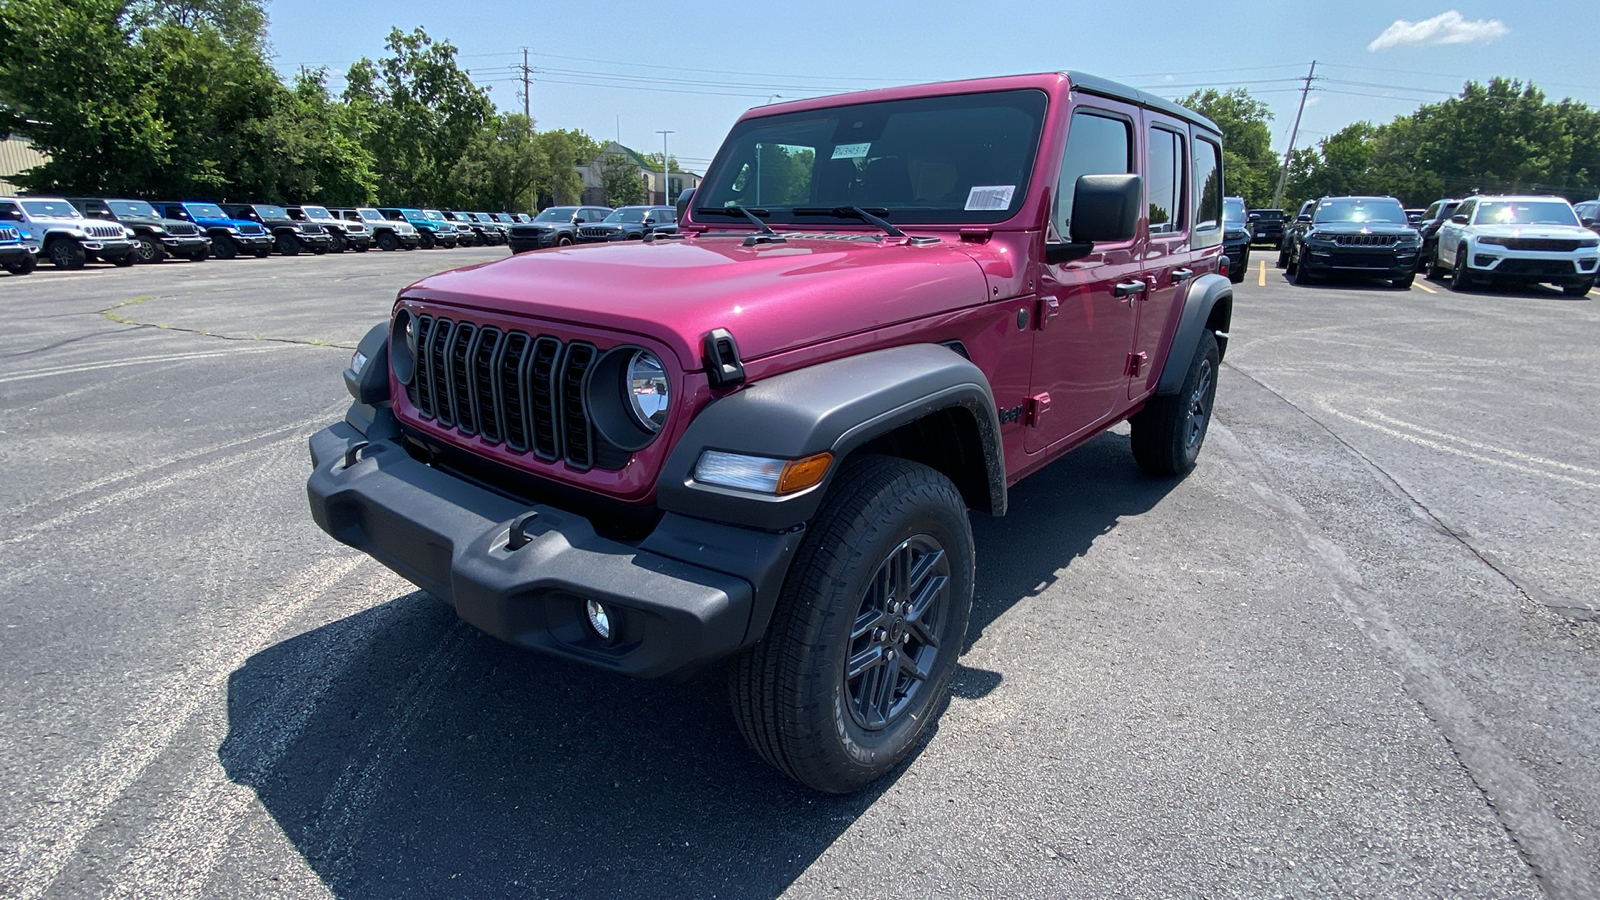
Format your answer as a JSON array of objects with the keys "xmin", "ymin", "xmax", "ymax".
[
  {"xmin": 47, "ymin": 239, "xmax": 86, "ymax": 269},
  {"xmin": 211, "ymin": 235, "xmax": 238, "ymax": 260},
  {"xmin": 5, "ymin": 254, "xmax": 37, "ymax": 275},
  {"xmin": 110, "ymin": 252, "xmax": 135, "ymax": 267},
  {"xmin": 275, "ymin": 232, "xmax": 301, "ymax": 256},
  {"xmin": 326, "ymin": 230, "xmax": 347, "ymax": 253},
  {"xmin": 375, "ymin": 231, "xmax": 399, "ymax": 252},
  {"xmin": 844, "ymin": 535, "xmax": 951, "ymax": 732},
  {"xmin": 556, "ymin": 235, "xmax": 573, "ymax": 247},
  {"xmin": 1131, "ymin": 331, "xmax": 1220, "ymax": 476},
  {"xmin": 418, "ymin": 230, "xmax": 436, "ymax": 250}
]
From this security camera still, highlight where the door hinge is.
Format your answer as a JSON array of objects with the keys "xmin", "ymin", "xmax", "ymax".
[
  {"xmin": 1027, "ymin": 392, "xmax": 1051, "ymax": 425},
  {"xmin": 1126, "ymin": 352, "xmax": 1148, "ymax": 377}
]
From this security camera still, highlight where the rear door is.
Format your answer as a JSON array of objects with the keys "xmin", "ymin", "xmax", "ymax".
[
  {"xmin": 1026, "ymin": 101, "xmax": 1144, "ymax": 454},
  {"xmin": 1130, "ymin": 112, "xmax": 1195, "ymax": 399}
]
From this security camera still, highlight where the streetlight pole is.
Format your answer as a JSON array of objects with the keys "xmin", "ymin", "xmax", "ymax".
[{"xmin": 656, "ymin": 129, "xmax": 674, "ymax": 206}]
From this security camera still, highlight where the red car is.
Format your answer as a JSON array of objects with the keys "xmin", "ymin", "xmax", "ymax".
[{"xmin": 308, "ymin": 71, "xmax": 1233, "ymax": 792}]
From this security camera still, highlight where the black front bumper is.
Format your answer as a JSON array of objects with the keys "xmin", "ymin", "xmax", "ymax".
[
  {"xmin": 307, "ymin": 421, "xmax": 800, "ymax": 678},
  {"xmin": 0, "ymin": 245, "xmax": 33, "ymax": 262},
  {"xmin": 1301, "ymin": 245, "xmax": 1415, "ymax": 277}
]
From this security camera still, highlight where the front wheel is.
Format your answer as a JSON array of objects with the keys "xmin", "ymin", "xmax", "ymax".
[
  {"xmin": 418, "ymin": 230, "xmax": 436, "ymax": 250},
  {"xmin": 4, "ymin": 254, "xmax": 36, "ymax": 275},
  {"xmin": 327, "ymin": 231, "xmax": 347, "ymax": 253},
  {"xmin": 1564, "ymin": 279, "xmax": 1594, "ymax": 298},
  {"xmin": 1130, "ymin": 331, "xmax": 1220, "ymax": 477},
  {"xmin": 276, "ymin": 232, "xmax": 300, "ymax": 256},
  {"xmin": 375, "ymin": 231, "xmax": 399, "ymax": 252},
  {"xmin": 730, "ymin": 455, "xmax": 975, "ymax": 794},
  {"xmin": 1391, "ymin": 271, "xmax": 1415, "ymax": 289},
  {"xmin": 110, "ymin": 252, "xmax": 135, "ymax": 267},
  {"xmin": 47, "ymin": 239, "xmax": 87, "ymax": 270},
  {"xmin": 134, "ymin": 235, "xmax": 165, "ymax": 264},
  {"xmin": 211, "ymin": 235, "xmax": 238, "ymax": 260},
  {"xmin": 1426, "ymin": 248, "xmax": 1446, "ymax": 280},
  {"xmin": 1291, "ymin": 250, "xmax": 1315, "ymax": 284},
  {"xmin": 188, "ymin": 244, "xmax": 209, "ymax": 262},
  {"xmin": 1450, "ymin": 244, "xmax": 1475, "ymax": 292}
]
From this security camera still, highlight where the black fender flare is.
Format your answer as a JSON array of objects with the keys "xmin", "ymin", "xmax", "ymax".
[
  {"xmin": 656, "ymin": 343, "xmax": 1007, "ymax": 532},
  {"xmin": 1155, "ymin": 273, "xmax": 1232, "ymax": 396}
]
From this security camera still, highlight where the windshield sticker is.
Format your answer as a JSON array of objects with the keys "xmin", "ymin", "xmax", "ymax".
[
  {"xmin": 831, "ymin": 142, "xmax": 871, "ymax": 160},
  {"xmin": 964, "ymin": 185, "xmax": 1016, "ymax": 211}
]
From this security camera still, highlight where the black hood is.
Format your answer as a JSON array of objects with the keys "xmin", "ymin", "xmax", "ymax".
[{"xmin": 1309, "ymin": 221, "xmax": 1417, "ymax": 236}]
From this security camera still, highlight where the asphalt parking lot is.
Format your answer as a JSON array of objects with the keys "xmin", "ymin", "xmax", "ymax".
[{"xmin": 1, "ymin": 246, "xmax": 1597, "ymax": 899}]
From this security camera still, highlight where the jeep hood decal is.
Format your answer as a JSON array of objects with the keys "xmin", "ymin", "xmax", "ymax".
[{"xmin": 402, "ymin": 236, "xmax": 992, "ymax": 367}]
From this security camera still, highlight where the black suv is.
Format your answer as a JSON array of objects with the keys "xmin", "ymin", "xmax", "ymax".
[
  {"xmin": 508, "ymin": 205, "xmax": 612, "ymax": 253},
  {"xmin": 1221, "ymin": 197, "xmax": 1249, "ymax": 284},
  {"xmin": 577, "ymin": 205, "xmax": 679, "ymax": 243},
  {"xmin": 1414, "ymin": 198, "xmax": 1462, "ymax": 272},
  {"xmin": 1281, "ymin": 196, "xmax": 1420, "ymax": 288},
  {"xmin": 221, "ymin": 203, "xmax": 334, "ymax": 255},
  {"xmin": 67, "ymin": 197, "xmax": 211, "ymax": 263},
  {"xmin": 1247, "ymin": 208, "xmax": 1284, "ymax": 246}
]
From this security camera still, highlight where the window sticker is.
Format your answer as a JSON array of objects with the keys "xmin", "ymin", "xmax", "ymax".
[
  {"xmin": 964, "ymin": 185, "xmax": 1016, "ymax": 211},
  {"xmin": 831, "ymin": 142, "xmax": 872, "ymax": 160}
]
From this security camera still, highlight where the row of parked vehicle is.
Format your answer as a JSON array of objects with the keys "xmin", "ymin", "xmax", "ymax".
[
  {"xmin": 0, "ymin": 196, "xmax": 591, "ymax": 275},
  {"xmin": 1234, "ymin": 194, "xmax": 1600, "ymax": 297}
]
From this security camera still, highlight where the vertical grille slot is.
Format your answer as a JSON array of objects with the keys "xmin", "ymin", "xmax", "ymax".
[
  {"xmin": 430, "ymin": 319, "xmax": 457, "ymax": 427},
  {"xmin": 447, "ymin": 323, "xmax": 477, "ymax": 435},
  {"xmin": 528, "ymin": 337, "xmax": 562, "ymax": 461},
  {"xmin": 473, "ymin": 327, "xmax": 503, "ymax": 444},
  {"xmin": 408, "ymin": 314, "xmax": 432, "ymax": 414},
  {"xmin": 560, "ymin": 342, "xmax": 597, "ymax": 470},
  {"xmin": 498, "ymin": 332, "xmax": 531, "ymax": 451}
]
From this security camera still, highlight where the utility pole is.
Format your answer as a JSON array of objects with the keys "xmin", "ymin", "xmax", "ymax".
[
  {"xmin": 521, "ymin": 47, "xmax": 531, "ymax": 121},
  {"xmin": 1272, "ymin": 59, "xmax": 1316, "ymax": 210},
  {"xmin": 656, "ymin": 130, "xmax": 675, "ymax": 205}
]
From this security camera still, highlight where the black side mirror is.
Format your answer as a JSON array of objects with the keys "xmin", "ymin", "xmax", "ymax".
[
  {"xmin": 1582, "ymin": 217, "xmax": 1597, "ymax": 227},
  {"xmin": 1046, "ymin": 174, "xmax": 1142, "ymax": 265},
  {"xmin": 1450, "ymin": 214, "xmax": 1468, "ymax": 224},
  {"xmin": 1296, "ymin": 214, "xmax": 1311, "ymax": 223},
  {"xmin": 675, "ymin": 187, "xmax": 696, "ymax": 223}
]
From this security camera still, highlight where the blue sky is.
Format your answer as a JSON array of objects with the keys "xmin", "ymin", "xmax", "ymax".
[{"xmin": 265, "ymin": 2, "xmax": 1598, "ymax": 175}]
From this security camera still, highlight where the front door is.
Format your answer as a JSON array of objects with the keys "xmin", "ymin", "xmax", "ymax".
[
  {"xmin": 1130, "ymin": 114, "xmax": 1194, "ymax": 399},
  {"xmin": 1026, "ymin": 103, "xmax": 1144, "ymax": 454}
]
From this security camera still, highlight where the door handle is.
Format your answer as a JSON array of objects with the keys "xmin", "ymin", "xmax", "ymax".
[
  {"xmin": 1114, "ymin": 280, "xmax": 1147, "ymax": 298},
  {"xmin": 1171, "ymin": 268, "xmax": 1195, "ymax": 283}
]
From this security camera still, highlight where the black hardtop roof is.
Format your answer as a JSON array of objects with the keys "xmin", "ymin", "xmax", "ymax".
[{"xmin": 1064, "ymin": 71, "xmax": 1221, "ymax": 135}]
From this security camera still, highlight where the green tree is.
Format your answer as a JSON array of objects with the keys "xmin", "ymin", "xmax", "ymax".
[
  {"xmin": 344, "ymin": 28, "xmax": 495, "ymax": 205},
  {"xmin": 599, "ymin": 151, "xmax": 646, "ymax": 206},
  {"xmin": 1178, "ymin": 88, "xmax": 1277, "ymax": 207}
]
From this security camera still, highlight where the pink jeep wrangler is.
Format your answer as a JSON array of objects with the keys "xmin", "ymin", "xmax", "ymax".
[{"xmin": 309, "ymin": 71, "xmax": 1232, "ymax": 792}]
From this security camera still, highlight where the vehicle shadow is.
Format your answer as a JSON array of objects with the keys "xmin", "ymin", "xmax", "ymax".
[{"xmin": 222, "ymin": 431, "xmax": 1175, "ymax": 899}]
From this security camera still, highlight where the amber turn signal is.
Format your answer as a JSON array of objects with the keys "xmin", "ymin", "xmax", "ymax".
[{"xmin": 776, "ymin": 452, "xmax": 833, "ymax": 495}]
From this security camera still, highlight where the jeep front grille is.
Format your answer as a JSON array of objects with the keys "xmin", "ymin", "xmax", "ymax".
[
  {"xmin": 238, "ymin": 224, "xmax": 265, "ymax": 235},
  {"xmin": 407, "ymin": 314, "xmax": 605, "ymax": 470},
  {"xmin": 1331, "ymin": 233, "xmax": 1398, "ymax": 246},
  {"xmin": 0, "ymin": 227, "xmax": 17, "ymax": 241},
  {"xmin": 580, "ymin": 227, "xmax": 612, "ymax": 238},
  {"xmin": 298, "ymin": 223, "xmax": 324, "ymax": 235},
  {"xmin": 86, "ymin": 224, "xmax": 125, "ymax": 239},
  {"xmin": 1488, "ymin": 238, "xmax": 1583, "ymax": 252},
  {"xmin": 167, "ymin": 223, "xmax": 199, "ymax": 236}
]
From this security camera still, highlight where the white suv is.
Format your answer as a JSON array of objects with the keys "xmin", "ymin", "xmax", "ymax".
[
  {"xmin": 0, "ymin": 196, "xmax": 139, "ymax": 269},
  {"xmin": 1432, "ymin": 195, "xmax": 1599, "ymax": 297}
]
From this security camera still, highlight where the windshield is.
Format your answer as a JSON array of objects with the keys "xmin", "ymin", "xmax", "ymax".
[
  {"xmin": 423, "ymin": 210, "xmax": 445, "ymax": 221},
  {"xmin": 1251, "ymin": 209, "xmax": 1283, "ymax": 221},
  {"xmin": 698, "ymin": 89, "xmax": 1047, "ymax": 226},
  {"xmin": 1474, "ymin": 200, "xmax": 1580, "ymax": 227},
  {"xmin": 185, "ymin": 203, "xmax": 227, "ymax": 219},
  {"xmin": 20, "ymin": 200, "xmax": 83, "ymax": 219},
  {"xmin": 494, "ymin": 213, "xmax": 514, "ymax": 223},
  {"xmin": 1224, "ymin": 198, "xmax": 1246, "ymax": 224},
  {"xmin": 358, "ymin": 209, "xmax": 383, "ymax": 221},
  {"xmin": 108, "ymin": 200, "xmax": 159, "ymax": 218},
  {"xmin": 302, "ymin": 205, "xmax": 333, "ymax": 219},
  {"xmin": 534, "ymin": 208, "xmax": 573, "ymax": 222},
  {"xmin": 604, "ymin": 208, "xmax": 648, "ymax": 224},
  {"xmin": 252, "ymin": 205, "xmax": 289, "ymax": 219},
  {"xmin": 1313, "ymin": 198, "xmax": 1408, "ymax": 225}
]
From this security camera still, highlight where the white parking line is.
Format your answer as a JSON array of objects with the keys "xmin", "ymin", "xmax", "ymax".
[{"xmin": 0, "ymin": 346, "xmax": 287, "ymax": 385}]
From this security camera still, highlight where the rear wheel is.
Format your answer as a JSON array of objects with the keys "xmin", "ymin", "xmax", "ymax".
[
  {"xmin": 730, "ymin": 455, "xmax": 975, "ymax": 794},
  {"xmin": 1130, "ymin": 331, "xmax": 1220, "ymax": 477},
  {"xmin": 134, "ymin": 235, "xmax": 165, "ymax": 264},
  {"xmin": 47, "ymin": 238, "xmax": 86, "ymax": 270},
  {"xmin": 211, "ymin": 235, "xmax": 238, "ymax": 260}
]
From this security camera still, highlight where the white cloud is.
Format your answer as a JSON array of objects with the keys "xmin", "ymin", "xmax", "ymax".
[{"xmin": 1367, "ymin": 10, "xmax": 1508, "ymax": 52}]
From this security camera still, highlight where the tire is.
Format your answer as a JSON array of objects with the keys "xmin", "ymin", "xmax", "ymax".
[
  {"xmin": 1391, "ymin": 272, "xmax": 1415, "ymax": 289},
  {"xmin": 1564, "ymin": 279, "xmax": 1593, "ymax": 298},
  {"xmin": 47, "ymin": 239, "xmax": 86, "ymax": 270},
  {"xmin": 4, "ymin": 254, "xmax": 36, "ymax": 275},
  {"xmin": 327, "ymin": 230, "xmax": 347, "ymax": 253},
  {"xmin": 275, "ymin": 232, "xmax": 301, "ymax": 256},
  {"xmin": 556, "ymin": 235, "xmax": 573, "ymax": 247},
  {"xmin": 1276, "ymin": 246, "xmax": 1288, "ymax": 269},
  {"xmin": 111, "ymin": 252, "xmax": 135, "ymax": 268},
  {"xmin": 212, "ymin": 235, "xmax": 238, "ymax": 260},
  {"xmin": 1450, "ymin": 244, "xmax": 1474, "ymax": 292},
  {"xmin": 253, "ymin": 246, "xmax": 272, "ymax": 258},
  {"xmin": 188, "ymin": 244, "xmax": 209, "ymax": 262},
  {"xmin": 418, "ymin": 230, "xmax": 436, "ymax": 250},
  {"xmin": 134, "ymin": 235, "xmax": 165, "ymax": 264},
  {"xmin": 1130, "ymin": 331, "xmax": 1220, "ymax": 477},
  {"xmin": 311, "ymin": 243, "xmax": 328, "ymax": 255},
  {"xmin": 353, "ymin": 242, "xmax": 369, "ymax": 253},
  {"xmin": 730, "ymin": 455, "xmax": 975, "ymax": 794},
  {"xmin": 376, "ymin": 231, "xmax": 399, "ymax": 252},
  {"xmin": 1291, "ymin": 250, "xmax": 1315, "ymax": 285},
  {"xmin": 1426, "ymin": 248, "xmax": 1446, "ymax": 280}
]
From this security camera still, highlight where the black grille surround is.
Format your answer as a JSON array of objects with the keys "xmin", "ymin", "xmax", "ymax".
[
  {"xmin": 404, "ymin": 313, "xmax": 630, "ymax": 471},
  {"xmin": 1331, "ymin": 233, "xmax": 1400, "ymax": 246},
  {"xmin": 1483, "ymin": 237, "xmax": 1584, "ymax": 252}
]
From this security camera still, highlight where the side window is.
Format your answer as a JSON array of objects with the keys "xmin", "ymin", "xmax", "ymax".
[
  {"xmin": 1455, "ymin": 200, "xmax": 1475, "ymax": 223},
  {"xmin": 1423, "ymin": 202, "xmax": 1441, "ymax": 220},
  {"xmin": 0, "ymin": 202, "xmax": 20, "ymax": 221},
  {"xmin": 1192, "ymin": 135, "xmax": 1222, "ymax": 247},
  {"xmin": 1053, "ymin": 109, "xmax": 1132, "ymax": 240},
  {"xmin": 1147, "ymin": 126, "xmax": 1185, "ymax": 235}
]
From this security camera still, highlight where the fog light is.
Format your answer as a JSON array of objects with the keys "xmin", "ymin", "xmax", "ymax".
[{"xmin": 585, "ymin": 600, "xmax": 612, "ymax": 641}]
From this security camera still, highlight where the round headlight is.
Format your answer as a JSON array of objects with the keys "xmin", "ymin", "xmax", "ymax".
[{"xmin": 627, "ymin": 351, "xmax": 669, "ymax": 432}]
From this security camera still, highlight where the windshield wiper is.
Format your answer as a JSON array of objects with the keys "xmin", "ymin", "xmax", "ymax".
[
  {"xmin": 793, "ymin": 206, "xmax": 906, "ymax": 238},
  {"xmin": 696, "ymin": 205, "xmax": 777, "ymax": 236}
]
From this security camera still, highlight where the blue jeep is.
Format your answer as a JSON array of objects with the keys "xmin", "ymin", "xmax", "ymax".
[
  {"xmin": 153, "ymin": 201, "xmax": 275, "ymax": 260},
  {"xmin": 0, "ymin": 221, "xmax": 37, "ymax": 275},
  {"xmin": 377, "ymin": 207, "xmax": 459, "ymax": 250}
]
